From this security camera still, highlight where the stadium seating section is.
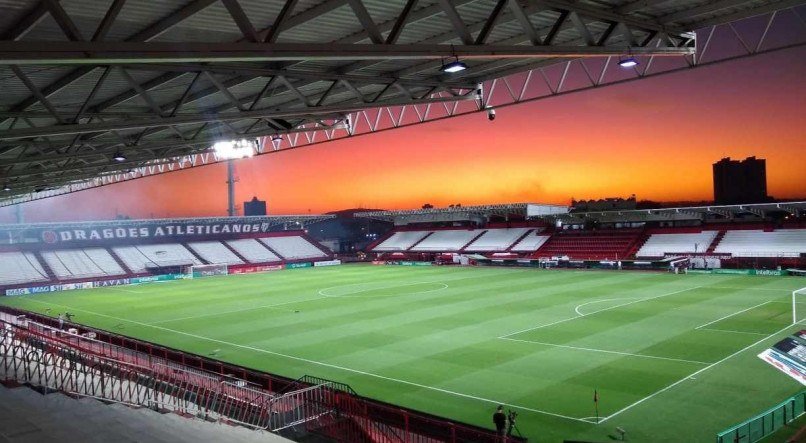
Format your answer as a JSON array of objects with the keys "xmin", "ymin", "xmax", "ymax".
[
  {"xmin": 411, "ymin": 230, "xmax": 483, "ymax": 251},
  {"xmin": 188, "ymin": 241, "xmax": 245, "ymax": 265},
  {"xmin": 373, "ymin": 231, "xmax": 433, "ymax": 251},
  {"xmin": 510, "ymin": 231, "xmax": 551, "ymax": 252},
  {"xmin": 0, "ymin": 232, "xmax": 332, "ymax": 289},
  {"xmin": 532, "ymin": 230, "xmax": 641, "ymax": 260},
  {"xmin": 464, "ymin": 228, "xmax": 532, "ymax": 251},
  {"xmin": 226, "ymin": 239, "xmax": 281, "ymax": 263},
  {"xmin": 715, "ymin": 229, "xmax": 806, "ymax": 257},
  {"xmin": 41, "ymin": 249, "xmax": 125, "ymax": 279},
  {"xmin": 0, "ymin": 252, "xmax": 49, "ymax": 285},
  {"xmin": 636, "ymin": 231, "xmax": 719, "ymax": 257},
  {"xmin": 259, "ymin": 236, "xmax": 327, "ymax": 260}
]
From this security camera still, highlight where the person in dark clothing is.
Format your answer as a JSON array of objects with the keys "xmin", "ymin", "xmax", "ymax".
[{"xmin": 493, "ymin": 405, "xmax": 507, "ymax": 437}]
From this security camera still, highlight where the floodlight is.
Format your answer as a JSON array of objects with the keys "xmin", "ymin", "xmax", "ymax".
[
  {"xmin": 2, "ymin": 183, "xmax": 9, "ymax": 192},
  {"xmin": 112, "ymin": 152, "xmax": 127, "ymax": 162},
  {"xmin": 213, "ymin": 139, "xmax": 256, "ymax": 159},
  {"xmin": 441, "ymin": 59, "xmax": 468, "ymax": 73},
  {"xmin": 618, "ymin": 57, "xmax": 638, "ymax": 68}
]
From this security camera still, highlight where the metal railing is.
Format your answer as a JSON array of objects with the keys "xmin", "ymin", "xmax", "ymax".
[{"xmin": 0, "ymin": 306, "xmax": 526, "ymax": 442}]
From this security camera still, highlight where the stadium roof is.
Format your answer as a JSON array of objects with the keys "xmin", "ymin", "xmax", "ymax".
[
  {"xmin": 355, "ymin": 201, "xmax": 806, "ymax": 223},
  {"xmin": 0, "ymin": 0, "xmax": 802, "ymax": 205},
  {"xmin": 550, "ymin": 201, "xmax": 806, "ymax": 223},
  {"xmin": 0, "ymin": 214, "xmax": 335, "ymax": 231}
]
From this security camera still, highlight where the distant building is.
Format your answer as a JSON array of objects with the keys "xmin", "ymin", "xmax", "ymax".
[
  {"xmin": 243, "ymin": 197, "xmax": 267, "ymax": 216},
  {"xmin": 713, "ymin": 157, "xmax": 770, "ymax": 205}
]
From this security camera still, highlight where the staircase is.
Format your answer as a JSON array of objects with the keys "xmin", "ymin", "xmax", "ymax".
[
  {"xmin": 404, "ymin": 232, "xmax": 433, "ymax": 251},
  {"xmin": 706, "ymin": 230, "xmax": 726, "ymax": 254},
  {"xmin": 105, "ymin": 247, "xmax": 134, "ymax": 275},
  {"xmin": 32, "ymin": 251, "xmax": 58, "ymax": 281},
  {"xmin": 505, "ymin": 229, "xmax": 536, "ymax": 252},
  {"xmin": 183, "ymin": 243, "xmax": 210, "ymax": 264},
  {"xmin": 459, "ymin": 230, "xmax": 488, "ymax": 252},
  {"xmin": 221, "ymin": 242, "xmax": 250, "ymax": 264}
]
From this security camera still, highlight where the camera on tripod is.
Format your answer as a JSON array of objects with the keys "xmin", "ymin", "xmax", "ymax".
[{"xmin": 506, "ymin": 410, "xmax": 521, "ymax": 437}]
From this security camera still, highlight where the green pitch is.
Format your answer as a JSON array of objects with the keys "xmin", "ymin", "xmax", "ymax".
[{"xmin": 2, "ymin": 265, "xmax": 804, "ymax": 442}]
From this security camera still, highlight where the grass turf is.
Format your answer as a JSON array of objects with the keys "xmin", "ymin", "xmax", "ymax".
[{"xmin": 1, "ymin": 264, "xmax": 804, "ymax": 442}]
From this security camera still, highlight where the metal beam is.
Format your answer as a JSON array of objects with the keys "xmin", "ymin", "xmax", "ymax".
[{"xmin": 0, "ymin": 42, "xmax": 694, "ymax": 64}]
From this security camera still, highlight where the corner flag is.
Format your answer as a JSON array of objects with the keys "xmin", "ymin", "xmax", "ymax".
[{"xmin": 594, "ymin": 389, "xmax": 600, "ymax": 423}]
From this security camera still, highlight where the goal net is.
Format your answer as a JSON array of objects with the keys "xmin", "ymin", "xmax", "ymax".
[
  {"xmin": 792, "ymin": 287, "xmax": 806, "ymax": 325},
  {"xmin": 190, "ymin": 263, "xmax": 228, "ymax": 278}
]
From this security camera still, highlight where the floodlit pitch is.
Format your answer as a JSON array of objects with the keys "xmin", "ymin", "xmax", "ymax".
[{"xmin": 1, "ymin": 264, "xmax": 804, "ymax": 442}]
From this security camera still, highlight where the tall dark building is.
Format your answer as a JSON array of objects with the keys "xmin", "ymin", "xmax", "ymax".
[
  {"xmin": 243, "ymin": 197, "xmax": 267, "ymax": 216},
  {"xmin": 712, "ymin": 156, "xmax": 770, "ymax": 205}
]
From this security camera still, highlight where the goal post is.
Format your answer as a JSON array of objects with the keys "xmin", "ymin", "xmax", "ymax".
[
  {"xmin": 190, "ymin": 263, "xmax": 229, "ymax": 278},
  {"xmin": 793, "ymin": 287, "xmax": 806, "ymax": 325}
]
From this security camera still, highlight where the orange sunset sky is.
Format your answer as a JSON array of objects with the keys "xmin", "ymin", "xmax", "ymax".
[{"xmin": 1, "ymin": 47, "xmax": 804, "ymax": 223}]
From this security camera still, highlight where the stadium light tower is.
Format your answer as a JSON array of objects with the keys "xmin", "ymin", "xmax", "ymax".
[{"xmin": 213, "ymin": 139, "xmax": 257, "ymax": 217}]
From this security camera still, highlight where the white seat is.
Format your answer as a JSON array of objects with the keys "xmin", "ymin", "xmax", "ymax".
[
  {"xmin": 410, "ymin": 230, "xmax": 482, "ymax": 252},
  {"xmin": 226, "ymin": 239, "xmax": 280, "ymax": 263},
  {"xmin": 714, "ymin": 229, "xmax": 806, "ymax": 257},
  {"xmin": 637, "ymin": 231, "xmax": 718, "ymax": 257},
  {"xmin": 112, "ymin": 244, "xmax": 201, "ymax": 272},
  {"xmin": 510, "ymin": 231, "xmax": 551, "ymax": 252},
  {"xmin": 373, "ymin": 231, "xmax": 432, "ymax": 251},
  {"xmin": 0, "ymin": 252, "xmax": 49, "ymax": 285},
  {"xmin": 464, "ymin": 228, "xmax": 532, "ymax": 251},
  {"xmin": 187, "ymin": 241, "xmax": 244, "ymax": 265},
  {"xmin": 40, "ymin": 249, "xmax": 124, "ymax": 279},
  {"xmin": 259, "ymin": 236, "xmax": 327, "ymax": 260}
]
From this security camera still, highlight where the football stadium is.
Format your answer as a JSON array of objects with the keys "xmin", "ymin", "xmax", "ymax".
[{"xmin": 0, "ymin": 1, "xmax": 805, "ymax": 443}]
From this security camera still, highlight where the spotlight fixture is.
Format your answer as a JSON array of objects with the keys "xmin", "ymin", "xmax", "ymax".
[
  {"xmin": 112, "ymin": 151, "xmax": 127, "ymax": 162},
  {"xmin": 441, "ymin": 57, "xmax": 468, "ymax": 73},
  {"xmin": 2, "ymin": 183, "xmax": 9, "ymax": 192},
  {"xmin": 618, "ymin": 56, "xmax": 638, "ymax": 68},
  {"xmin": 212, "ymin": 139, "xmax": 256, "ymax": 160}
]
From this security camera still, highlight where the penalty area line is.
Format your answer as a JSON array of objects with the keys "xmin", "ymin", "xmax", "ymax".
[
  {"xmin": 599, "ymin": 321, "xmax": 800, "ymax": 423},
  {"xmin": 499, "ymin": 337, "xmax": 710, "ymax": 365},
  {"xmin": 17, "ymin": 297, "xmax": 590, "ymax": 424},
  {"xmin": 694, "ymin": 301, "xmax": 772, "ymax": 330}
]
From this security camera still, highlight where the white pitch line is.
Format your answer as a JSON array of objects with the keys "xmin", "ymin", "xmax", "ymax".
[
  {"xmin": 698, "ymin": 328, "xmax": 770, "ymax": 336},
  {"xmin": 150, "ymin": 295, "xmax": 328, "ymax": 324},
  {"xmin": 706, "ymin": 287, "xmax": 792, "ymax": 292},
  {"xmin": 574, "ymin": 298, "xmax": 633, "ymax": 316},
  {"xmin": 694, "ymin": 301, "xmax": 772, "ymax": 330},
  {"xmin": 499, "ymin": 285, "xmax": 705, "ymax": 339},
  {"xmin": 599, "ymin": 321, "xmax": 799, "ymax": 423},
  {"xmin": 499, "ymin": 337, "xmax": 710, "ymax": 365},
  {"xmin": 18, "ymin": 298, "xmax": 590, "ymax": 424}
]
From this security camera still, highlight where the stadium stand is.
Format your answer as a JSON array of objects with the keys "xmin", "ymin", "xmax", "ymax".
[
  {"xmin": 714, "ymin": 229, "xmax": 806, "ymax": 257},
  {"xmin": 410, "ymin": 229, "xmax": 484, "ymax": 252},
  {"xmin": 0, "ymin": 252, "xmax": 48, "ymax": 285},
  {"xmin": 40, "ymin": 249, "xmax": 125, "ymax": 279},
  {"xmin": 260, "ymin": 236, "xmax": 328, "ymax": 260},
  {"xmin": 534, "ymin": 230, "xmax": 641, "ymax": 260},
  {"xmin": 187, "ymin": 241, "xmax": 245, "ymax": 265},
  {"xmin": 113, "ymin": 244, "xmax": 202, "ymax": 273},
  {"xmin": 372, "ymin": 230, "xmax": 433, "ymax": 251},
  {"xmin": 464, "ymin": 228, "xmax": 532, "ymax": 251},
  {"xmin": 636, "ymin": 231, "xmax": 719, "ymax": 257},
  {"xmin": 226, "ymin": 239, "xmax": 281, "ymax": 263},
  {"xmin": 510, "ymin": 231, "xmax": 551, "ymax": 252}
]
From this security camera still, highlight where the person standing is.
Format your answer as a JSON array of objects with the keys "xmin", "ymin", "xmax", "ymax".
[
  {"xmin": 493, "ymin": 405, "xmax": 507, "ymax": 439},
  {"xmin": 58, "ymin": 313, "xmax": 64, "ymax": 330}
]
